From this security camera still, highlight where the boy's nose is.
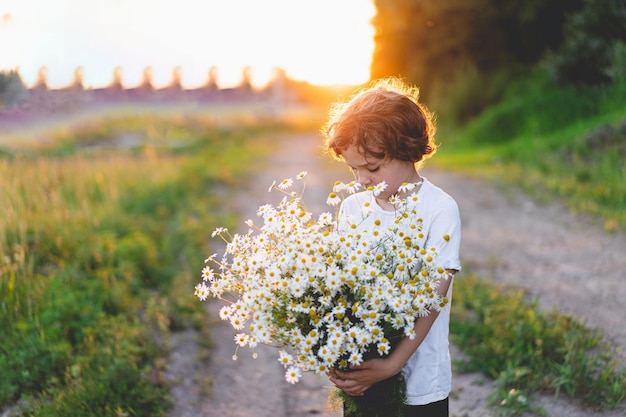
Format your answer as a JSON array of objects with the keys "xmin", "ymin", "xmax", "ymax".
[
  {"xmin": 354, "ymin": 171, "xmax": 364, "ymax": 184},
  {"xmin": 356, "ymin": 172, "xmax": 372, "ymax": 187}
]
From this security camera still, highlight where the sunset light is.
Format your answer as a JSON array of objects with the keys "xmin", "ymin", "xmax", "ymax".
[{"xmin": 0, "ymin": 0, "xmax": 376, "ymax": 89}]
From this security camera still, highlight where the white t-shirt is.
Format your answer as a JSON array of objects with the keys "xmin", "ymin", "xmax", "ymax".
[{"xmin": 337, "ymin": 177, "xmax": 462, "ymax": 405}]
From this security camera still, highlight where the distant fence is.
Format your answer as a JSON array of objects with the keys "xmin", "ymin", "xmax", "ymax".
[{"xmin": 0, "ymin": 66, "xmax": 298, "ymax": 130}]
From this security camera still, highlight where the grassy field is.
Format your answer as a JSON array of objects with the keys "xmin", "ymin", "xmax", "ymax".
[
  {"xmin": 1, "ymin": 90, "xmax": 624, "ymax": 416},
  {"xmin": 432, "ymin": 79, "xmax": 626, "ymax": 233},
  {"xmin": 0, "ymin": 109, "xmax": 307, "ymax": 416}
]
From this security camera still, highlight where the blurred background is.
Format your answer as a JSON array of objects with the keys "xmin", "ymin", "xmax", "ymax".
[
  {"xmin": 1, "ymin": 1, "xmax": 625, "ymax": 416},
  {"xmin": 1, "ymin": 0, "xmax": 625, "ymax": 138}
]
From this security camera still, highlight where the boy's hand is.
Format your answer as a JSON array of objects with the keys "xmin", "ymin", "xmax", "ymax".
[{"xmin": 328, "ymin": 358, "xmax": 395, "ymax": 396}]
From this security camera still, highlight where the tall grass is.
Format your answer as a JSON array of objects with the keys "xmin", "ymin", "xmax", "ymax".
[
  {"xmin": 452, "ymin": 276, "xmax": 626, "ymax": 416},
  {"xmin": 433, "ymin": 77, "xmax": 626, "ymax": 232},
  {"xmin": 0, "ymin": 112, "xmax": 291, "ymax": 416}
]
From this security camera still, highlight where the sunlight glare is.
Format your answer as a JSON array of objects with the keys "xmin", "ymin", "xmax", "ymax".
[{"xmin": 0, "ymin": 0, "xmax": 376, "ymax": 89}]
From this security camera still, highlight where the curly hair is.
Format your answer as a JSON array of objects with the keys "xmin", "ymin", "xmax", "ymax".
[{"xmin": 322, "ymin": 77, "xmax": 437, "ymax": 167}]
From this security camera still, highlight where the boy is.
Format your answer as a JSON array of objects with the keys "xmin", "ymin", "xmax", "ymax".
[{"xmin": 322, "ymin": 77, "xmax": 462, "ymax": 417}]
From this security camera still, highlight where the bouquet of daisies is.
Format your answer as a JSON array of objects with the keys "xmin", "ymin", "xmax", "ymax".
[{"xmin": 195, "ymin": 172, "xmax": 450, "ymax": 416}]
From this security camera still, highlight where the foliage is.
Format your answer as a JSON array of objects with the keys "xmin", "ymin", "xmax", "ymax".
[
  {"xmin": 432, "ymin": 71, "xmax": 626, "ymax": 231},
  {"xmin": 451, "ymin": 275, "xmax": 626, "ymax": 415},
  {"xmin": 542, "ymin": 0, "xmax": 626, "ymax": 85},
  {"xmin": 428, "ymin": 65, "xmax": 518, "ymax": 124},
  {"xmin": 0, "ymin": 69, "xmax": 27, "ymax": 108},
  {"xmin": 461, "ymin": 75, "xmax": 609, "ymax": 144},
  {"xmin": 370, "ymin": 0, "xmax": 626, "ymax": 126},
  {"xmin": 0, "ymin": 113, "xmax": 282, "ymax": 415},
  {"xmin": 371, "ymin": 0, "xmax": 585, "ymax": 101}
]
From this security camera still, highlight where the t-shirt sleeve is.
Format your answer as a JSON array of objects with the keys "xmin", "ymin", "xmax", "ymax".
[{"xmin": 424, "ymin": 196, "xmax": 462, "ymax": 272}]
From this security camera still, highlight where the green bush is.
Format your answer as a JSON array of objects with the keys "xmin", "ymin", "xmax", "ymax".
[
  {"xmin": 0, "ymin": 69, "xmax": 27, "ymax": 107},
  {"xmin": 452, "ymin": 275, "xmax": 626, "ymax": 414},
  {"xmin": 26, "ymin": 317, "xmax": 168, "ymax": 417},
  {"xmin": 114, "ymin": 231, "xmax": 160, "ymax": 286},
  {"xmin": 463, "ymin": 78, "xmax": 601, "ymax": 144},
  {"xmin": 542, "ymin": 0, "xmax": 626, "ymax": 85},
  {"xmin": 433, "ymin": 73, "xmax": 626, "ymax": 230}
]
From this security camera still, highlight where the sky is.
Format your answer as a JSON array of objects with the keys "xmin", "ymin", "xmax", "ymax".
[{"xmin": 0, "ymin": 0, "xmax": 376, "ymax": 89}]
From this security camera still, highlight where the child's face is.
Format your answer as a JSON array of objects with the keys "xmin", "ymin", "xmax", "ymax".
[{"xmin": 341, "ymin": 144, "xmax": 419, "ymax": 201}]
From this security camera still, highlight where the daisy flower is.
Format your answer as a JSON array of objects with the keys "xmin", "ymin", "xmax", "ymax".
[
  {"xmin": 278, "ymin": 350, "xmax": 294, "ymax": 366},
  {"xmin": 234, "ymin": 333, "xmax": 249, "ymax": 347},
  {"xmin": 332, "ymin": 181, "xmax": 347, "ymax": 193},
  {"xmin": 398, "ymin": 181, "xmax": 422, "ymax": 193},
  {"xmin": 211, "ymin": 227, "xmax": 227, "ymax": 238},
  {"xmin": 230, "ymin": 315, "xmax": 245, "ymax": 330},
  {"xmin": 201, "ymin": 266, "xmax": 214, "ymax": 282},
  {"xmin": 361, "ymin": 200, "xmax": 374, "ymax": 215},
  {"xmin": 317, "ymin": 212, "xmax": 333, "ymax": 225},
  {"xmin": 194, "ymin": 282, "xmax": 209, "ymax": 301},
  {"xmin": 371, "ymin": 181, "xmax": 387, "ymax": 197},
  {"xmin": 348, "ymin": 351, "xmax": 364, "ymax": 366},
  {"xmin": 345, "ymin": 181, "xmax": 361, "ymax": 194},
  {"xmin": 388, "ymin": 194, "xmax": 403, "ymax": 206},
  {"xmin": 278, "ymin": 177, "xmax": 294, "ymax": 190},
  {"xmin": 219, "ymin": 305, "xmax": 233, "ymax": 320},
  {"xmin": 377, "ymin": 339, "xmax": 391, "ymax": 355},
  {"xmin": 285, "ymin": 366, "xmax": 302, "ymax": 384},
  {"xmin": 326, "ymin": 191, "xmax": 341, "ymax": 206}
]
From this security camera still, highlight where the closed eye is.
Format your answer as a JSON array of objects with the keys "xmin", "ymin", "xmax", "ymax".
[{"xmin": 349, "ymin": 165, "xmax": 381, "ymax": 173}]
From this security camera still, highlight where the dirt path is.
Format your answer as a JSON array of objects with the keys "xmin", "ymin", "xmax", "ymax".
[{"xmin": 166, "ymin": 133, "xmax": 626, "ymax": 417}]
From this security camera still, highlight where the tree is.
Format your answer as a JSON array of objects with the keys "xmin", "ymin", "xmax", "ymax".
[
  {"xmin": 542, "ymin": 0, "xmax": 626, "ymax": 85},
  {"xmin": 0, "ymin": 69, "xmax": 27, "ymax": 108},
  {"xmin": 370, "ymin": 0, "xmax": 586, "ymax": 98}
]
